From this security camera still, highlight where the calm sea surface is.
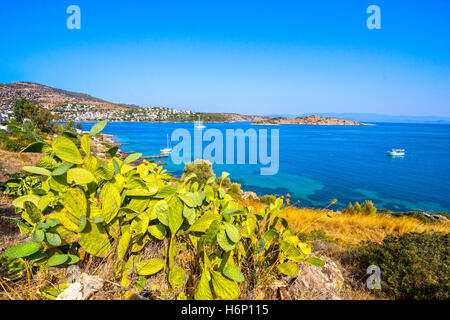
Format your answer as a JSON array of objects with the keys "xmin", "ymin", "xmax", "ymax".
[{"xmin": 79, "ymin": 121, "xmax": 450, "ymax": 213}]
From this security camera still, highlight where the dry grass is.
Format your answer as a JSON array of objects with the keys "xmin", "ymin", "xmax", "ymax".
[
  {"xmin": 242, "ymin": 200, "xmax": 450, "ymax": 245},
  {"xmin": 0, "ymin": 149, "xmax": 44, "ymax": 183},
  {"xmin": 284, "ymin": 208, "xmax": 449, "ymax": 244}
]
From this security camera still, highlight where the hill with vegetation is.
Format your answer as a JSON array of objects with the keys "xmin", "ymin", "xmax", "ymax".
[
  {"xmin": 0, "ymin": 82, "xmax": 267, "ymax": 123},
  {"xmin": 0, "ymin": 82, "xmax": 115, "ymax": 108}
]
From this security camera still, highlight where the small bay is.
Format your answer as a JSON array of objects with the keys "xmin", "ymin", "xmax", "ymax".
[{"xmin": 79, "ymin": 121, "xmax": 450, "ymax": 213}]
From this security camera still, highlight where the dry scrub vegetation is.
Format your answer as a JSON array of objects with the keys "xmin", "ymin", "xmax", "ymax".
[{"xmin": 241, "ymin": 200, "xmax": 450, "ymax": 245}]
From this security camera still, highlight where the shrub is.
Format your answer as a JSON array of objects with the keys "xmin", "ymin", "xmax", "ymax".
[
  {"xmin": 182, "ymin": 159, "xmax": 215, "ymax": 186},
  {"xmin": 376, "ymin": 209, "xmax": 393, "ymax": 214},
  {"xmin": 0, "ymin": 131, "xmax": 35, "ymax": 152},
  {"xmin": 215, "ymin": 176, "xmax": 232, "ymax": 188},
  {"xmin": 351, "ymin": 232, "xmax": 449, "ymax": 299},
  {"xmin": 343, "ymin": 200, "xmax": 376, "ymax": 215},
  {"xmin": 7, "ymin": 119, "xmax": 22, "ymax": 135},
  {"xmin": 260, "ymin": 195, "xmax": 276, "ymax": 206},
  {"xmin": 362, "ymin": 200, "xmax": 377, "ymax": 215},
  {"xmin": 229, "ymin": 183, "xmax": 242, "ymax": 196},
  {"xmin": 297, "ymin": 229, "xmax": 336, "ymax": 243},
  {"xmin": 390, "ymin": 211, "xmax": 435, "ymax": 224},
  {"xmin": 182, "ymin": 162, "xmax": 244, "ymax": 200},
  {"xmin": 1, "ymin": 121, "xmax": 324, "ymax": 300}
]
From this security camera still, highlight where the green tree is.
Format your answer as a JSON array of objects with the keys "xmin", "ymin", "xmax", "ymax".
[
  {"xmin": 23, "ymin": 104, "xmax": 53, "ymax": 130},
  {"xmin": 12, "ymin": 99, "xmax": 53, "ymax": 130},
  {"xmin": 13, "ymin": 98, "xmax": 29, "ymax": 123}
]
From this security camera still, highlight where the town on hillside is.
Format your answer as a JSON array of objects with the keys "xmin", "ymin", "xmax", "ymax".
[{"xmin": 0, "ymin": 102, "xmax": 197, "ymax": 123}]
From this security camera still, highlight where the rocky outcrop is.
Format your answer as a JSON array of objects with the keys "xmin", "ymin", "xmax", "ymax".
[
  {"xmin": 242, "ymin": 191, "xmax": 259, "ymax": 200},
  {"xmin": 422, "ymin": 212, "xmax": 448, "ymax": 222},
  {"xmin": 57, "ymin": 269, "xmax": 104, "ymax": 300},
  {"xmin": 287, "ymin": 256, "xmax": 345, "ymax": 300}
]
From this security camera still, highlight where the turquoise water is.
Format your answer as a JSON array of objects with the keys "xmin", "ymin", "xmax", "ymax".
[{"xmin": 79, "ymin": 121, "xmax": 450, "ymax": 213}]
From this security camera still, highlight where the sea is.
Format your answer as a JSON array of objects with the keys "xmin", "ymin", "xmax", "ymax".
[{"xmin": 78, "ymin": 121, "xmax": 450, "ymax": 213}]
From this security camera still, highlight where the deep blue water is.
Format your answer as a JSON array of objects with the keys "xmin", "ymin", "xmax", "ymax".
[{"xmin": 78, "ymin": 121, "xmax": 450, "ymax": 213}]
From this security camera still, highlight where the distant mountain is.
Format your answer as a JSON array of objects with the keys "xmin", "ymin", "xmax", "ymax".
[{"xmin": 267, "ymin": 113, "xmax": 450, "ymax": 124}]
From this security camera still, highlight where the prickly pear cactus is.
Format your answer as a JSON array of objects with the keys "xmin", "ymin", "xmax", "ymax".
[{"xmin": 1, "ymin": 121, "xmax": 324, "ymax": 300}]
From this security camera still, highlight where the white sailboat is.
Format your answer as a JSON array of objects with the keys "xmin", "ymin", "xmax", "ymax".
[
  {"xmin": 160, "ymin": 134, "xmax": 172, "ymax": 153},
  {"xmin": 194, "ymin": 115, "xmax": 206, "ymax": 129},
  {"xmin": 387, "ymin": 148, "xmax": 405, "ymax": 156}
]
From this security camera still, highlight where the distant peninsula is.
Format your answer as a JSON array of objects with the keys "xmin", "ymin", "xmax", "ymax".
[{"xmin": 251, "ymin": 115, "xmax": 372, "ymax": 126}]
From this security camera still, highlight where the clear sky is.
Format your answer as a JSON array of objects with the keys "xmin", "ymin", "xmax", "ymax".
[{"xmin": 0, "ymin": 0, "xmax": 449, "ymax": 116}]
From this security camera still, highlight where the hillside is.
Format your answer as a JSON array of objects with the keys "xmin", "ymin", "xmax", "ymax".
[
  {"xmin": 0, "ymin": 82, "xmax": 268, "ymax": 122},
  {"xmin": 0, "ymin": 82, "xmax": 119, "ymax": 108}
]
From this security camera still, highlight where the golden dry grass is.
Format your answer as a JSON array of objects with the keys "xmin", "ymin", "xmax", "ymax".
[
  {"xmin": 0, "ymin": 149, "xmax": 44, "ymax": 183},
  {"xmin": 243, "ymin": 200, "xmax": 450, "ymax": 244}
]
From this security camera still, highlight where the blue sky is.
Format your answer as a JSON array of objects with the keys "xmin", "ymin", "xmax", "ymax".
[{"xmin": 0, "ymin": 0, "xmax": 449, "ymax": 116}]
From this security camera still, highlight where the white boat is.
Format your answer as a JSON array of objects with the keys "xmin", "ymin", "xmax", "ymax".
[
  {"xmin": 160, "ymin": 134, "xmax": 172, "ymax": 153},
  {"xmin": 387, "ymin": 149, "xmax": 405, "ymax": 156},
  {"xmin": 194, "ymin": 116, "xmax": 206, "ymax": 129}
]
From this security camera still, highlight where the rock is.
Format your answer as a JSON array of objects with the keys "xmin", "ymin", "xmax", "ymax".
[
  {"xmin": 435, "ymin": 215, "xmax": 448, "ymax": 222},
  {"xmin": 66, "ymin": 265, "xmax": 81, "ymax": 283},
  {"xmin": 242, "ymin": 191, "xmax": 258, "ymax": 201},
  {"xmin": 423, "ymin": 212, "xmax": 448, "ymax": 222},
  {"xmin": 56, "ymin": 273, "xmax": 104, "ymax": 300},
  {"xmin": 18, "ymin": 234, "xmax": 31, "ymax": 240},
  {"xmin": 56, "ymin": 282, "xmax": 83, "ymax": 300},
  {"xmin": 80, "ymin": 273, "xmax": 104, "ymax": 299},
  {"xmin": 288, "ymin": 257, "xmax": 344, "ymax": 300}
]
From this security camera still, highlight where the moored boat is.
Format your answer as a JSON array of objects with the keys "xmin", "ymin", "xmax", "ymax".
[
  {"xmin": 194, "ymin": 115, "xmax": 206, "ymax": 129},
  {"xmin": 160, "ymin": 134, "xmax": 172, "ymax": 153},
  {"xmin": 387, "ymin": 149, "xmax": 405, "ymax": 156}
]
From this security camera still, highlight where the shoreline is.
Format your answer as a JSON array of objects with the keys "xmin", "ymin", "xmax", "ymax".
[{"xmin": 76, "ymin": 119, "xmax": 375, "ymax": 125}]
